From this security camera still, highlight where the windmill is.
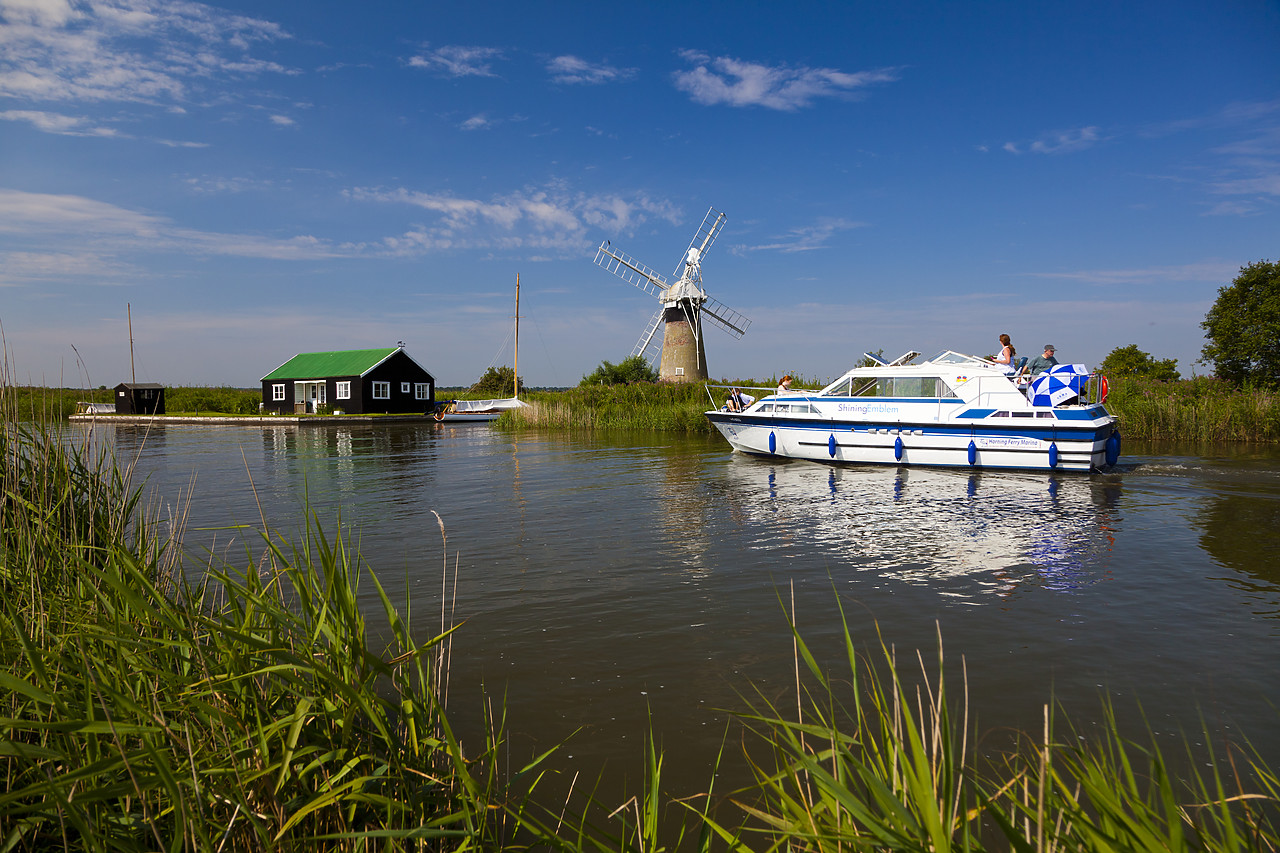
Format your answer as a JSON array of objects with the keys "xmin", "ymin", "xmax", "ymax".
[{"xmin": 594, "ymin": 206, "xmax": 751, "ymax": 383}]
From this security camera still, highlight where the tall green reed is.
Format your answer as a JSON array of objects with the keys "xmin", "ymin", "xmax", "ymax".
[
  {"xmin": 0, "ymin": 388, "xmax": 549, "ymax": 850},
  {"xmin": 679, "ymin": 598, "xmax": 1279, "ymax": 852},
  {"xmin": 510, "ymin": 383, "xmax": 715, "ymax": 433},
  {"xmin": 1106, "ymin": 376, "xmax": 1280, "ymax": 442}
]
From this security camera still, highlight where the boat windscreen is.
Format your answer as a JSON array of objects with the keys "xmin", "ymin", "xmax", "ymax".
[{"xmin": 929, "ymin": 351, "xmax": 988, "ymax": 366}]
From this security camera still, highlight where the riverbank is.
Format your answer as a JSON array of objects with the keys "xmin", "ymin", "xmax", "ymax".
[
  {"xmin": 21, "ymin": 375, "xmax": 1280, "ymax": 442},
  {"xmin": 67, "ymin": 412, "xmax": 442, "ymax": 425}
]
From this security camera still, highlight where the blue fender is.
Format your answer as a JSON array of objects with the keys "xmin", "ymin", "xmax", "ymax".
[
  {"xmin": 1105, "ymin": 430, "xmax": 1121, "ymax": 466},
  {"xmin": 894, "ymin": 436, "xmax": 904, "ymax": 461},
  {"xmin": 967, "ymin": 440, "xmax": 977, "ymax": 466},
  {"xmin": 828, "ymin": 433, "xmax": 837, "ymax": 457},
  {"xmin": 1048, "ymin": 441, "xmax": 1059, "ymax": 468},
  {"xmin": 769, "ymin": 431, "xmax": 776, "ymax": 455}
]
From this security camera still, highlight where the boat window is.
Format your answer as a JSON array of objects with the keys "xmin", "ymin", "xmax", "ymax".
[
  {"xmin": 994, "ymin": 411, "xmax": 1009, "ymax": 417},
  {"xmin": 757, "ymin": 403, "xmax": 774, "ymax": 412},
  {"xmin": 1036, "ymin": 411, "xmax": 1056, "ymax": 419},
  {"xmin": 872, "ymin": 376, "xmax": 955, "ymax": 398},
  {"xmin": 1013, "ymin": 412, "xmax": 1032, "ymax": 418}
]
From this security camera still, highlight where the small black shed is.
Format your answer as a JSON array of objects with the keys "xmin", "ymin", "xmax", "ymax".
[{"xmin": 114, "ymin": 382, "xmax": 166, "ymax": 415}]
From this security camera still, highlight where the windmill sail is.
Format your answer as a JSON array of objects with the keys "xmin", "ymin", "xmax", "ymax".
[
  {"xmin": 677, "ymin": 208, "xmax": 727, "ymax": 281},
  {"xmin": 702, "ymin": 295, "xmax": 750, "ymax": 338},
  {"xmin": 632, "ymin": 308, "xmax": 665, "ymax": 361},
  {"xmin": 594, "ymin": 245, "xmax": 668, "ymax": 298},
  {"xmin": 593, "ymin": 205, "xmax": 752, "ymax": 381}
]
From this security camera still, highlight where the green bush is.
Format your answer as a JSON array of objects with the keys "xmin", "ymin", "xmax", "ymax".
[
  {"xmin": 580, "ymin": 356, "xmax": 659, "ymax": 386},
  {"xmin": 1100, "ymin": 344, "xmax": 1180, "ymax": 381},
  {"xmin": 470, "ymin": 365, "xmax": 521, "ymax": 397}
]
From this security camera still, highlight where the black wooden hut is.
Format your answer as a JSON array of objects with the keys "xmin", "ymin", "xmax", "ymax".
[{"xmin": 114, "ymin": 382, "xmax": 166, "ymax": 415}]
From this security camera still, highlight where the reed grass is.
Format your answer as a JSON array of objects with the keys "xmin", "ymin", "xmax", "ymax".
[
  {"xmin": 1105, "ymin": 376, "xmax": 1280, "ymax": 442},
  {"xmin": 678, "ymin": 600, "xmax": 1280, "ymax": 852},
  {"xmin": 0, "ymin": 388, "xmax": 549, "ymax": 850},
  {"xmin": 508, "ymin": 382, "xmax": 718, "ymax": 433}
]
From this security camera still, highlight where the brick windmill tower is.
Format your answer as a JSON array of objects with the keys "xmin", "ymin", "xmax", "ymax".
[{"xmin": 594, "ymin": 207, "xmax": 751, "ymax": 382}]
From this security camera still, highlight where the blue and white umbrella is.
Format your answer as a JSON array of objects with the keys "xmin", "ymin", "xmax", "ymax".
[{"xmin": 1028, "ymin": 363, "xmax": 1089, "ymax": 407}]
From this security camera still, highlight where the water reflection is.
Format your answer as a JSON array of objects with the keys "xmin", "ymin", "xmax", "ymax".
[
  {"xmin": 1194, "ymin": 469, "xmax": 1280, "ymax": 617},
  {"xmin": 722, "ymin": 459, "xmax": 1121, "ymax": 598}
]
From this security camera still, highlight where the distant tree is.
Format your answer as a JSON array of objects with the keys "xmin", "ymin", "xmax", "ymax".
[
  {"xmin": 470, "ymin": 366, "xmax": 521, "ymax": 396},
  {"xmin": 1100, "ymin": 345, "xmax": 1180, "ymax": 382},
  {"xmin": 1201, "ymin": 260, "xmax": 1280, "ymax": 387},
  {"xmin": 580, "ymin": 356, "xmax": 659, "ymax": 386}
]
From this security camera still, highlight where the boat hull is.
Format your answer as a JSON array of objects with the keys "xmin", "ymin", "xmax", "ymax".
[
  {"xmin": 705, "ymin": 410, "xmax": 1117, "ymax": 472},
  {"xmin": 435, "ymin": 412, "xmax": 501, "ymax": 423}
]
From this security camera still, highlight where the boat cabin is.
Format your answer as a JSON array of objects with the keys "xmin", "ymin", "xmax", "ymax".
[{"xmin": 260, "ymin": 346, "xmax": 435, "ymax": 415}]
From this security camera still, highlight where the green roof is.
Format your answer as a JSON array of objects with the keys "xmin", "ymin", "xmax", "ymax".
[{"xmin": 262, "ymin": 348, "xmax": 399, "ymax": 381}]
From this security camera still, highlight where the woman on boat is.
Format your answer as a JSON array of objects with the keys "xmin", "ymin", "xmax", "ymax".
[
  {"xmin": 993, "ymin": 334, "xmax": 1017, "ymax": 373},
  {"xmin": 776, "ymin": 375, "xmax": 792, "ymax": 394}
]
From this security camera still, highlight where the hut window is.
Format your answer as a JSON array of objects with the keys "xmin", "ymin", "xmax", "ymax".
[
  {"xmin": 272, "ymin": 384, "xmax": 285, "ymax": 401},
  {"xmin": 401, "ymin": 382, "xmax": 410, "ymax": 393},
  {"xmin": 336, "ymin": 381, "xmax": 351, "ymax": 400},
  {"xmin": 414, "ymin": 383, "xmax": 430, "ymax": 400},
  {"xmin": 372, "ymin": 382, "xmax": 390, "ymax": 399}
]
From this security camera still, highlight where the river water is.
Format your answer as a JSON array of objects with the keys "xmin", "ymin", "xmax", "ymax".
[{"xmin": 90, "ymin": 422, "xmax": 1280, "ymax": 801}]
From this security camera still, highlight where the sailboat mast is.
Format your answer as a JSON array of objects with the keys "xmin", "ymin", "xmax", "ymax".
[
  {"xmin": 127, "ymin": 302, "xmax": 136, "ymax": 384},
  {"xmin": 513, "ymin": 274, "xmax": 520, "ymax": 399}
]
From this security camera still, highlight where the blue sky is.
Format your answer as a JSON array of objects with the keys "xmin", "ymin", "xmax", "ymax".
[{"xmin": 2, "ymin": 0, "xmax": 1277, "ymax": 388}]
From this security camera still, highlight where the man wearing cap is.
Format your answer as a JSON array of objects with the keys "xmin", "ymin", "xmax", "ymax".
[{"xmin": 1026, "ymin": 344, "xmax": 1059, "ymax": 378}]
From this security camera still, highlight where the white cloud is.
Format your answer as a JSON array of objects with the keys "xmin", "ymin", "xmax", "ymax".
[
  {"xmin": 1027, "ymin": 261, "xmax": 1237, "ymax": 285},
  {"xmin": 0, "ymin": 188, "xmax": 345, "ymax": 271},
  {"xmin": 460, "ymin": 113, "xmax": 493, "ymax": 131},
  {"xmin": 0, "ymin": 0, "xmax": 78, "ymax": 26},
  {"xmin": 348, "ymin": 185, "xmax": 680, "ymax": 255},
  {"xmin": 1005, "ymin": 126, "xmax": 1102, "ymax": 155},
  {"xmin": 0, "ymin": 188, "xmax": 164, "ymax": 234},
  {"xmin": 269, "ymin": 114, "xmax": 294, "ymax": 126},
  {"xmin": 0, "ymin": 183, "xmax": 684, "ymax": 285},
  {"xmin": 0, "ymin": 108, "xmax": 122, "ymax": 136},
  {"xmin": 672, "ymin": 50, "xmax": 899, "ymax": 111},
  {"xmin": 547, "ymin": 55, "xmax": 635, "ymax": 85},
  {"xmin": 733, "ymin": 218, "xmax": 867, "ymax": 253},
  {"xmin": 1210, "ymin": 174, "xmax": 1280, "ymax": 196},
  {"xmin": 408, "ymin": 44, "xmax": 503, "ymax": 77},
  {"xmin": 1203, "ymin": 200, "xmax": 1261, "ymax": 216},
  {"xmin": 0, "ymin": 250, "xmax": 139, "ymax": 285},
  {"xmin": 0, "ymin": 0, "xmax": 291, "ymax": 106}
]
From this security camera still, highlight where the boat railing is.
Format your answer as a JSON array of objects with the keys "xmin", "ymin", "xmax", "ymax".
[{"xmin": 704, "ymin": 383, "xmax": 789, "ymax": 411}]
